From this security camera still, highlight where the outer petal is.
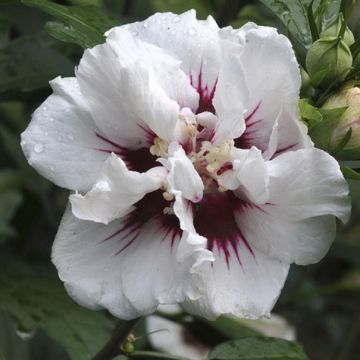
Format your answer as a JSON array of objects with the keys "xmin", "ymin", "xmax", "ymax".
[
  {"xmin": 77, "ymin": 28, "xmax": 199, "ymax": 145},
  {"xmin": 236, "ymin": 148, "xmax": 351, "ymax": 265},
  {"xmin": 70, "ymin": 153, "xmax": 167, "ymax": 224},
  {"xmin": 53, "ymin": 205, "xmax": 207, "ymax": 320},
  {"xmin": 233, "ymin": 24, "xmax": 311, "ymax": 153},
  {"xmin": 21, "ymin": 77, "xmax": 110, "ymax": 192},
  {"xmin": 181, "ymin": 244, "xmax": 289, "ymax": 320},
  {"xmin": 218, "ymin": 147, "xmax": 269, "ymax": 204}
]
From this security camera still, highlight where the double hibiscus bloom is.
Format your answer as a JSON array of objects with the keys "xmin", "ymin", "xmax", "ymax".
[{"xmin": 22, "ymin": 11, "xmax": 350, "ymax": 320}]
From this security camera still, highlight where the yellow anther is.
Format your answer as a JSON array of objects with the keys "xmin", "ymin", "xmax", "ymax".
[
  {"xmin": 163, "ymin": 206, "xmax": 174, "ymax": 215},
  {"xmin": 162, "ymin": 191, "xmax": 174, "ymax": 201},
  {"xmin": 149, "ymin": 137, "xmax": 168, "ymax": 157},
  {"xmin": 218, "ymin": 185, "xmax": 227, "ymax": 192}
]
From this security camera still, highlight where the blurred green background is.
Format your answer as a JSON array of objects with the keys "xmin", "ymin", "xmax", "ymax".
[{"xmin": 1, "ymin": 1, "xmax": 360, "ymax": 359}]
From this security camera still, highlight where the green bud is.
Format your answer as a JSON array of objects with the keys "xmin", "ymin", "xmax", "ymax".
[
  {"xmin": 320, "ymin": 14, "xmax": 355, "ymax": 46},
  {"xmin": 322, "ymin": 87, "xmax": 360, "ymax": 150},
  {"xmin": 121, "ymin": 341, "xmax": 135, "ymax": 354},
  {"xmin": 306, "ymin": 37, "xmax": 353, "ymax": 89}
]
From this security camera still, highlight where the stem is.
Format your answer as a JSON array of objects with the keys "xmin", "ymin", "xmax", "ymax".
[
  {"xmin": 92, "ymin": 318, "xmax": 140, "ymax": 360},
  {"xmin": 130, "ymin": 351, "xmax": 188, "ymax": 360}
]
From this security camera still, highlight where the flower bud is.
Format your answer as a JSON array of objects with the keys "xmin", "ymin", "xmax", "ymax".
[
  {"xmin": 322, "ymin": 87, "xmax": 360, "ymax": 150},
  {"xmin": 320, "ymin": 15, "xmax": 355, "ymax": 46},
  {"xmin": 306, "ymin": 37, "xmax": 353, "ymax": 88}
]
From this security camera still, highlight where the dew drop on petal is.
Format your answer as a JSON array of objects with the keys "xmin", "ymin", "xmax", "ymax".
[
  {"xmin": 50, "ymin": 165, "xmax": 56, "ymax": 172},
  {"xmin": 173, "ymin": 16, "xmax": 181, "ymax": 23},
  {"xmin": 67, "ymin": 133, "xmax": 74, "ymax": 141},
  {"xmin": 188, "ymin": 27, "xmax": 197, "ymax": 36},
  {"xmin": 143, "ymin": 22, "xmax": 149, "ymax": 28},
  {"xmin": 49, "ymin": 117, "xmax": 54, "ymax": 122},
  {"xmin": 34, "ymin": 144, "xmax": 44, "ymax": 153},
  {"xmin": 43, "ymin": 105, "xmax": 47, "ymax": 111}
]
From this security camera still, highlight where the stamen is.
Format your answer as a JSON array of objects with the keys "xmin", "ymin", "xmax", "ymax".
[
  {"xmin": 149, "ymin": 137, "xmax": 168, "ymax": 157},
  {"xmin": 163, "ymin": 206, "xmax": 174, "ymax": 215},
  {"xmin": 162, "ymin": 191, "xmax": 174, "ymax": 201}
]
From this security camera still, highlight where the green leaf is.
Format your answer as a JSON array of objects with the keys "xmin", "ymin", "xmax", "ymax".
[
  {"xmin": 199, "ymin": 315, "xmax": 260, "ymax": 339},
  {"xmin": 299, "ymin": 98, "xmax": 323, "ymax": 128},
  {"xmin": 21, "ymin": 0, "xmax": 118, "ymax": 48},
  {"xmin": 259, "ymin": 0, "xmax": 313, "ymax": 47},
  {"xmin": 151, "ymin": 0, "xmax": 213, "ymax": 18},
  {"xmin": 341, "ymin": 166, "xmax": 360, "ymax": 180},
  {"xmin": 0, "ymin": 34, "xmax": 74, "ymax": 94},
  {"xmin": 0, "ymin": 259, "xmax": 114, "ymax": 360},
  {"xmin": 309, "ymin": 106, "xmax": 347, "ymax": 150},
  {"xmin": 208, "ymin": 337, "xmax": 309, "ymax": 360}
]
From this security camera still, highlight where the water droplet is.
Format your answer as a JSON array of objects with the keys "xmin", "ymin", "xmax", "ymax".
[
  {"xmin": 16, "ymin": 329, "xmax": 36, "ymax": 341},
  {"xmin": 67, "ymin": 133, "xmax": 74, "ymax": 141},
  {"xmin": 49, "ymin": 117, "xmax": 54, "ymax": 122},
  {"xmin": 34, "ymin": 144, "xmax": 44, "ymax": 153},
  {"xmin": 170, "ymin": 30, "xmax": 175, "ymax": 35},
  {"xmin": 57, "ymin": 135, "xmax": 62, "ymax": 141},
  {"xmin": 143, "ymin": 22, "xmax": 149, "ymax": 28},
  {"xmin": 50, "ymin": 165, "xmax": 55, "ymax": 172},
  {"xmin": 188, "ymin": 27, "xmax": 197, "ymax": 36},
  {"xmin": 65, "ymin": 109, "xmax": 70, "ymax": 113},
  {"xmin": 45, "ymin": 131, "xmax": 49, "ymax": 136},
  {"xmin": 43, "ymin": 105, "xmax": 47, "ymax": 111},
  {"xmin": 173, "ymin": 16, "xmax": 181, "ymax": 23}
]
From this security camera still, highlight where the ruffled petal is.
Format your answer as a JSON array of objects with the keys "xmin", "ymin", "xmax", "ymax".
[
  {"xmin": 161, "ymin": 142, "xmax": 204, "ymax": 203},
  {"xmin": 53, "ymin": 203, "xmax": 208, "ymax": 320},
  {"xmin": 218, "ymin": 147, "xmax": 269, "ymax": 204},
  {"xmin": 21, "ymin": 77, "xmax": 110, "ymax": 192},
  {"xmin": 181, "ymin": 244, "xmax": 289, "ymax": 320},
  {"xmin": 77, "ymin": 28, "xmax": 198, "ymax": 145},
  {"xmin": 124, "ymin": 10, "xmax": 231, "ymax": 114},
  {"xmin": 235, "ymin": 148, "xmax": 351, "ymax": 265},
  {"xmin": 70, "ymin": 153, "xmax": 167, "ymax": 224},
  {"xmin": 212, "ymin": 53, "xmax": 248, "ymax": 145},
  {"xmin": 233, "ymin": 24, "xmax": 311, "ymax": 153}
]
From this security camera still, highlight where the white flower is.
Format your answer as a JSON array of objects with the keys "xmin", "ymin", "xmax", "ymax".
[{"xmin": 21, "ymin": 10, "xmax": 350, "ymax": 320}]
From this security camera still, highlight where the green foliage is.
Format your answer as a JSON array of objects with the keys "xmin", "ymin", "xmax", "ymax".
[
  {"xmin": 151, "ymin": 0, "xmax": 213, "ymax": 18},
  {"xmin": 199, "ymin": 315, "xmax": 260, "ymax": 339},
  {"xmin": 21, "ymin": 0, "xmax": 118, "ymax": 48},
  {"xmin": 0, "ymin": 34, "xmax": 74, "ymax": 94},
  {"xmin": 208, "ymin": 337, "xmax": 309, "ymax": 360},
  {"xmin": 308, "ymin": 106, "xmax": 347, "ymax": 150},
  {"xmin": 299, "ymin": 98, "xmax": 323, "ymax": 128},
  {"xmin": 0, "ymin": 170, "xmax": 23, "ymax": 240},
  {"xmin": 0, "ymin": 259, "xmax": 114, "ymax": 360}
]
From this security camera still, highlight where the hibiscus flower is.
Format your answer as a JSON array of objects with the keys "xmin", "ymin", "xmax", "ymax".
[{"xmin": 21, "ymin": 10, "xmax": 350, "ymax": 320}]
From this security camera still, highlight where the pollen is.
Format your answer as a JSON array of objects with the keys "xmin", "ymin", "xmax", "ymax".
[
  {"xmin": 162, "ymin": 191, "xmax": 174, "ymax": 201},
  {"xmin": 149, "ymin": 137, "xmax": 169, "ymax": 157}
]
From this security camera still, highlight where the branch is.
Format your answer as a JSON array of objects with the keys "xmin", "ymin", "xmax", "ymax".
[{"xmin": 92, "ymin": 318, "xmax": 140, "ymax": 360}]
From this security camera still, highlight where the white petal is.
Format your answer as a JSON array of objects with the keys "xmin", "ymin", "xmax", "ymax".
[
  {"xmin": 21, "ymin": 77, "xmax": 110, "ymax": 192},
  {"xmin": 53, "ymin": 205, "xmax": 207, "ymax": 319},
  {"xmin": 70, "ymin": 153, "xmax": 166, "ymax": 224},
  {"xmin": 212, "ymin": 53, "xmax": 248, "ymax": 145},
  {"xmin": 146, "ymin": 315, "xmax": 209, "ymax": 360},
  {"xmin": 77, "ymin": 28, "xmax": 198, "ymax": 145},
  {"xmin": 239, "ymin": 314, "xmax": 296, "ymax": 341},
  {"xmin": 235, "ymin": 148, "xmax": 351, "ymax": 265},
  {"xmin": 218, "ymin": 147, "xmax": 269, "ymax": 204},
  {"xmin": 181, "ymin": 244, "xmax": 290, "ymax": 320},
  {"xmin": 162, "ymin": 143, "xmax": 204, "ymax": 203},
  {"xmin": 123, "ymin": 11, "xmax": 223, "ymax": 100},
  {"xmin": 234, "ymin": 24, "xmax": 311, "ymax": 153}
]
